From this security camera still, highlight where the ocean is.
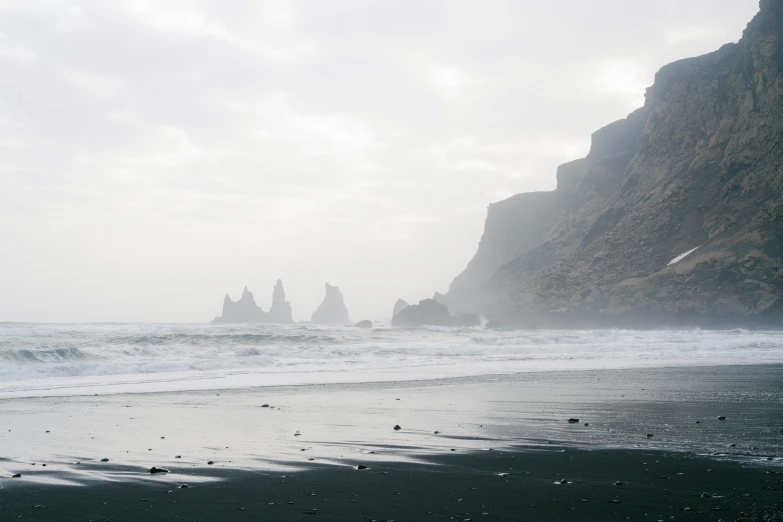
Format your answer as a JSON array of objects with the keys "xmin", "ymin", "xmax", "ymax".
[{"xmin": 1, "ymin": 322, "xmax": 782, "ymax": 398}]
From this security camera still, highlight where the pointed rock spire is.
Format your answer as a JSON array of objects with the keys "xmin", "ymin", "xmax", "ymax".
[
  {"xmin": 311, "ymin": 283, "xmax": 350, "ymax": 324},
  {"xmin": 267, "ymin": 279, "xmax": 294, "ymax": 324}
]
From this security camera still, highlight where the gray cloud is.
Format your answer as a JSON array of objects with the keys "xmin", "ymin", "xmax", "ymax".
[{"xmin": 0, "ymin": 0, "xmax": 759, "ymax": 322}]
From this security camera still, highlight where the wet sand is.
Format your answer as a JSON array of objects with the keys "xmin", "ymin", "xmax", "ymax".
[{"xmin": 1, "ymin": 365, "xmax": 782, "ymax": 520}]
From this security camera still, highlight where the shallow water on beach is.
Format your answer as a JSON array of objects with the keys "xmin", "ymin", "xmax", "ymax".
[
  {"xmin": 2, "ymin": 323, "xmax": 783, "ymax": 397},
  {"xmin": 0, "ymin": 367, "xmax": 781, "ymax": 487}
]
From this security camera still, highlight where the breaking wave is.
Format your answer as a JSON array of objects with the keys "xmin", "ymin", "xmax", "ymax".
[{"xmin": 1, "ymin": 322, "xmax": 782, "ymax": 398}]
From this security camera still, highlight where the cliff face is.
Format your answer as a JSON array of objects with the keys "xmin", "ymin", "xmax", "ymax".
[
  {"xmin": 448, "ymin": 1, "xmax": 783, "ymax": 327},
  {"xmin": 311, "ymin": 283, "xmax": 351, "ymax": 324}
]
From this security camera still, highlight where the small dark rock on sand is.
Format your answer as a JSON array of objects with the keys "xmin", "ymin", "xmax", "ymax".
[
  {"xmin": 12, "ymin": 473, "xmax": 21, "ymax": 478},
  {"xmin": 717, "ymin": 416, "xmax": 726, "ymax": 421},
  {"xmin": 175, "ymin": 455, "xmax": 181, "ymax": 458},
  {"xmin": 357, "ymin": 465, "xmax": 367, "ymax": 470},
  {"xmin": 261, "ymin": 404, "xmax": 270, "ymax": 408},
  {"xmin": 394, "ymin": 425, "xmax": 401, "ymax": 430},
  {"xmin": 647, "ymin": 434, "xmax": 654, "ymax": 438},
  {"xmin": 207, "ymin": 461, "xmax": 214, "ymax": 465},
  {"xmin": 150, "ymin": 467, "xmax": 169, "ymax": 474},
  {"xmin": 100, "ymin": 458, "xmax": 109, "ymax": 462},
  {"xmin": 568, "ymin": 418, "xmax": 579, "ymax": 424},
  {"xmin": 179, "ymin": 484, "xmax": 190, "ymax": 489}
]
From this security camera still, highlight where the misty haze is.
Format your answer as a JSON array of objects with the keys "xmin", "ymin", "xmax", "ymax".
[{"xmin": 1, "ymin": 1, "xmax": 782, "ymax": 521}]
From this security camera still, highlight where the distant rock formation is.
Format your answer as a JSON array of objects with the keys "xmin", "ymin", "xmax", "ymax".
[
  {"xmin": 392, "ymin": 299, "xmax": 410, "ymax": 317},
  {"xmin": 311, "ymin": 283, "xmax": 351, "ymax": 324},
  {"xmin": 354, "ymin": 320, "xmax": 373, "ymax": 329},
  {"xmin": 266, "ymin": 279, "xmax": 294, "ymax": 324},
  {"xmin": 392, "ymin": 299, "xmax": 452, "ymax": 327},
  {"xmin": 212, "ymin": 287, "xmax": 266, "ymax": 324}
]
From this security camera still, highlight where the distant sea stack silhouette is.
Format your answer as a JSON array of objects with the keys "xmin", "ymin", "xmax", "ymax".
[
  {"xmin": 392, "ymin": 299, "xmax": 452, "ymax": 327},
  {"xmin": 311, "ymin": 283, "xmax": 350, "ymax": 324},
  {"xmin": 212, "ymin": 287, "xmax": 265, "ymax": 324},
  {"xmin": 266, "ymin": 279, "xmax": 294, "ymax": 324},
  {"xmin": 212, "ymin": 280, "xmax": 295, "ymax": 324}
]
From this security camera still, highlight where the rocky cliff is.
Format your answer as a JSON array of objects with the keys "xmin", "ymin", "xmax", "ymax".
[
  {"xmin": 311, "ymin": 283, "xmax": 351, "ymax": 324},
  {"xmin": 447, "ymin": 1, "xmax": 783, "ymax": 328}
]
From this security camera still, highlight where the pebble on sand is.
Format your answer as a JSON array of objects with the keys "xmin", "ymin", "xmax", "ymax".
[
  {"xmin": 717, "ymin": 416, "xmax": 727, "ymax": 421},
  {"xmin": 100, "ymin": 458, "xmax": 109, "ymax": 462},
  {"xmin": 207, "ymin": 461, "xmax": 214, "ymax": 465},
  {"xmin": 647, "ymin": 434, "xmax": 654, "ymax": 438},
  {"xmin": 394, "ymin": 425, "xmax": 401, "ymax": 431},
  {"xmin": 261, "ymin": 404, "xmax": 270, "ymax": 408},
  {"xmin": 568, "ymin": 418, "xmax": 579, "ymax": 424},
  {"xmin": 357, "ymin": 465, "xmax": 368, "ymax": 470},
  {"xmin": 150, "ymin": 467, "xmax": 169, "ymax": 474},
  {"xmin": 12, "ymin": 473, "xmax": 21, "ymax": 478}
]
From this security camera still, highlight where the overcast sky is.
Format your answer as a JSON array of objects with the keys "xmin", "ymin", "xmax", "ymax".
[{"xmin": 0, "ymin": 0, "xmax": 760, "ymax": 323}]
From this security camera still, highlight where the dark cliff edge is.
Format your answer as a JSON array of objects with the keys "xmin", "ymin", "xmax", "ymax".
[{"xmin": 446, "ymin": 1, "xmax": 783, "ymax": 329}]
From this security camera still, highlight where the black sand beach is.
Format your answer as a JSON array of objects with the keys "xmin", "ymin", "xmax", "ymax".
[
  {"xmin": 1, "ymin": 365, "xmax": 782, "ymax": 521},
  {"xmin": 3, "ymin": 446, "xmax": 782, "ymax": 521}
]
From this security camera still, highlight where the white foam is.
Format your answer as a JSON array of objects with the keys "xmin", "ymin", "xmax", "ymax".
[{"xmin": 1, "ymin": 323, "xmax": 782, "ymax": 398}]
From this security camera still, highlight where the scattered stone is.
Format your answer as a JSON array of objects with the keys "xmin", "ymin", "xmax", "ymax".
[
  {"xmin": 647, "ymin": 434, "xmax": 654, "ymax": 438},
  {"xmin": 717, "ymin": 416, "xmax": 726, "ymax": 421},
  {"xmin": 150, "ymin": 467, "xmax": 169, "ymax": 474},
  {"xmin": 12, "ymin": 473, "xmax": 21, "ymax": 478},
  {"xmin": 614, "ymin": 481, "xmax": 626, "ymax": 486},
  {"xmin": 357, "ymin": 465, "xmax": 367, "ymax": 470},
  {"xmin": 179, "ymin": 484, "xmax": 189, "ymax": 489},
  {"xmin": 434, "ymin": 431, "xmax": 440, "ymax": 434},
  {"xmin": 295, "ymin": 431, "xmax": 301, "ymax": 436},
  {"xmin": 207, "ymin": 461, "xmax": 214, "ymax": 465},
  {"xmin": 175, "ymin": 455, "xmax": 181, "ymax": 459},
  {"xmin": 393, "ymin": 425, "xmax": 401, "ymax": 431},
  {"xmin": 100, "ymin": 458, "xmax": 109, "ymax": 462},
  {"xmin": 568, "ymin": 418, "xmax": 579, "ymax": 424},
  {"xmin": 584, "ymin": 423, "xmax": 589, "ymax": 426},
  {"xmin": 261, "ymin": 404, "xmax": 270, "ymax": 408}
]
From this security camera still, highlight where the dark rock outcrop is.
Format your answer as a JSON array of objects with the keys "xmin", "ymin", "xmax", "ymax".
[
  {"xmin": 266, "ymin": 279, "xmax": 294, "ymax": 324},
  {"xmin": 446, "ymin": 1, "xmax": 783, "ymax": 328},
  {"xmin": 212, "ymin": 287, "xmax": 266, "ymax": 324},
  {"xmin": 311, "ymin": 283, "xmax": 351, "ymax": 324},
  {"xmin": 392, "ymin": 299, "xmax": 410, "ymax": 317},
  {"xmin": 392, "ymin": 299, "xmax": 453, "ymax": 327}
]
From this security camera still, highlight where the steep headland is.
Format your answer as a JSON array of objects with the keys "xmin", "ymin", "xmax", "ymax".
[{"xmin": 446, "ymin": 1, "xmax": 783, "ymax": 328}]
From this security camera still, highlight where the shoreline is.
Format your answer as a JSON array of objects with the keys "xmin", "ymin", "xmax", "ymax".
[
  {"xmin": 4, "ymin": 359, "xmax": 783, "ymax": 401},
  {"xmin": 2, "ymin": 364, "xmax": 781, "ymax": 520}
]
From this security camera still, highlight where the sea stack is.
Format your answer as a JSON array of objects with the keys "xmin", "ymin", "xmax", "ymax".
[
  {"xmin": 212, "ymin": 287, "xmax": 266, "ymax": 324},
  {"xmin": 266, "ymin": 279, "xmax": 294, "ymax": 324},
  {"xmin": 311, "ymin": 283, "xmax": 350, "ymax": 324}
]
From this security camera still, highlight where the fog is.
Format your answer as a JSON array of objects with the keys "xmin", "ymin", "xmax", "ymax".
[{"xmin": 0, "ymin": 0, "xmax": 758, "ymax": 323}]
